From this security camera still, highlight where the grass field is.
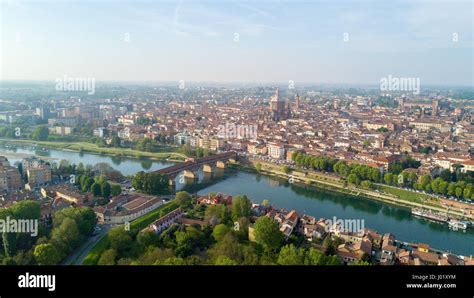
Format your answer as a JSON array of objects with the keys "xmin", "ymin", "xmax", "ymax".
[
  {"xmin": 130, "ymin": 200, "xmax": 178, "ymax": 231},
  {"xmin": 0, "ymin": 138, "xmax": 187, "ymax": 161},
  {"xmin": 82, "ymin": 200, "xmax": 178, "ymax": 265},
  {"xmin": 376, "ymin": 184, "xmax": 437, "ymax": 204}
]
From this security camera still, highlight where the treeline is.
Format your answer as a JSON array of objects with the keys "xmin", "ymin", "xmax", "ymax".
[
  {"xmin": 33, "ymin": 207, "xmax": 97, "ymax": 265},
  {"xmin": 0, "ymin": 201, "xmax": 42, "ymax": 265},
  {"xmin": 95, "ymin": 193, "xmax": 343, "ymax": 266},
  {"xmin": 0, "ymin": 125, "xmax": 49, "ymax": 141},
  {"xmin": 53, "ymin": 160, "xmax": 124, "ymax": 183},
  {"xmin": 292, "ymin": 152, "xmax": 474, "ymax": 200},
  {"xmin": 132, "ymin": 171, "xmax": 169, "ymax": 195},
  {"xmin": 179, "ymin": 145, "xmax": 211, "ymax": 158},
  {"xmin": 0, "ymin": 201, "xmax": 96, "ymax": 265}
]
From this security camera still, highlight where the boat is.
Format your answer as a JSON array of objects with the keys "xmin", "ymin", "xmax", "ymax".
[
  {"xmin": 411, "ymin": 208, "xmax": 448, "ymax": 223},
  {"xmin": 448, "ymin": 219, "xmax": 469, "ymax": 230}
]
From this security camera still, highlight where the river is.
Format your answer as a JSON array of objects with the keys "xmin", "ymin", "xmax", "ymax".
[{"xmin": 0, "ymin": 145, "xmax": 473, "ymax": 256}]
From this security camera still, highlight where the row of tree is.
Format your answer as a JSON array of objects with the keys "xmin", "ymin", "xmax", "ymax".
[{"xmin": 292, "ymin": 152, "xmax": 474, "ymax": 200}]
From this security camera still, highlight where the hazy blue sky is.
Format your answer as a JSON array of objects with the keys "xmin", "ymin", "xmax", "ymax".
[{"xmin": 1, "ymin": 0, "xmax": 473, "ymax": 85}]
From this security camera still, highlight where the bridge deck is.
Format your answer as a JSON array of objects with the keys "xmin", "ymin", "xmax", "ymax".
[{"xmin": 155, "ymin": 151, "xmax": 237, "ymax": 176}]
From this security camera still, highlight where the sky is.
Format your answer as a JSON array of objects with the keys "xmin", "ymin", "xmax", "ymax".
[{"xmin": 1, "ymin": 0, "xmax": 473, "ymax": 86}]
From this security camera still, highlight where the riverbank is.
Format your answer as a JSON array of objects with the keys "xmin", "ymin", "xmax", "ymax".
[
  {"xmin": 235, "ymin": 159, "xmax": 474, "ymax": 222},
  {"xmin": 0, "ymin": 138, "xmax": 187, "ymax": 162}
]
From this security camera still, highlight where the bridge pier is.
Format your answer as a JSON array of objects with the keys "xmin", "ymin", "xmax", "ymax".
[
  {"xmin": 183, "ymin": 170, "xmax": 197, "ymax": 179},
  {"xmin": 203, "ymin": 164, "xmax": 213, "ymax": 173}
]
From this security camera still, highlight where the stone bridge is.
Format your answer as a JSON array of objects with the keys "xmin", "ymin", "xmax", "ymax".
[{"xmin": 155, "ymin": 151, "xmax": 238, "ymax": 185}]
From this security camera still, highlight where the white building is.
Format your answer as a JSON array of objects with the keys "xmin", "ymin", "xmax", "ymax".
[{"xmin": 267, "ymin": 143, "xmax": 286, "ymax": 160}]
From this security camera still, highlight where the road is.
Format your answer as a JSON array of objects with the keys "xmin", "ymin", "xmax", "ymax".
[{"xmin": 62, "ymin": 223, "xmax": 112, "ymax": 265}]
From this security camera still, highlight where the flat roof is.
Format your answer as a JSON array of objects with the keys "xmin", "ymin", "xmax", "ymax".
[{"xmin": 122, "ymin": 197, "xmax": 148, "ymax": 210}]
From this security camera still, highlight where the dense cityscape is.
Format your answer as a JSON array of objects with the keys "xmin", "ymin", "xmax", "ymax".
[
  {"xmin": 0, "ymin": 83, "xmax": 473, "ymax": 267},
  {"xmin": 1, "ymin": 0, "xmax": 473, "ymax": 296}
]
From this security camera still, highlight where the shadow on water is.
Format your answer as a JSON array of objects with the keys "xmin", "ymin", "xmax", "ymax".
[
  {"xmin": 292, "ymin": 184, "xmax": 382, "ymax": 215},
  {"xmin": 111, "ymin": 155, "xmax": 122, "ymax": 166},
  {"xmin": 35, "ymin": 150, "xmax": 50, "ymax": 157},
  {"xmin": 381, "ymin": 205, "xmax": 412, "ymax": 222},
  {"xmin": 140, "ymin": 159, "xmax": 153, "ymax": 170}
]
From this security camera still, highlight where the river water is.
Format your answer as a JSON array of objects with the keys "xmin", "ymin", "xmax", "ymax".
[{"xmin": 0, "ymin": 145, "xmax": 473, "ymax": 256}]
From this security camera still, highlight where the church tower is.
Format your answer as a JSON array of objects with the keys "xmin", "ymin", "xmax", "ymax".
[{"xmin": 270, "ymin": 88, "xmax": 286, "ymax": 121}]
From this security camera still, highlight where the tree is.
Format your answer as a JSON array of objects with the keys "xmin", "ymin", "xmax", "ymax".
[
  {"xmin": 101, "ymin": 182, "xmax": 111, "ymax": 198},
  {"xmin": 255, "ymin": 163, "xmax": 262, "ymax": 172},
  {"xmin": 231, "ymin": 195, "xmax": 251, "ymax": 221},
  {"xmin": 137, "ymin": 230, "xmax": 160, "ymax": 248},
  {"xmin": 76, "ymin": 162, "xmax": 85, "ymax": 174},
  {"xmin": 108, "ymin": 226, "xmax": 133, "ymax": 256},
  {"xmin": 17, "ymin": 162, "xmax": 23, "ymax": 177},
  {"xmin": 447, "ymin": 182, "xmax": 456, "ymax": 196},
  {"xmin": 98, "ymin": 249, "xmax": 117, "ymax": 265},
  {"xmin": 253, "ymin": 216, "xmax": 283, "ymax": 253},
  {"xmin": 136, "ymin": 138, "xmax": 156, "ymax": 152},
  {"xmin": 360, "ymin": 180, "xmax": 373, "ymax": 190},
  {"xmin": 369, "ymin": 168, "xmax": 381, "ymax": 182},
  {"xmin": 304, "ymin": 248, "xmax": 325, "ymax": 265},
  {"xmin": 334, "ymin": 161, "xmax": 349, "ymax": 177},
  {"xmin": 50, "ymin": 217, "xmax": 82, "ymax": 255},
  {"xmin": 347, "ymin": 173, "xmax": 360, "ymax": 185},
  {"xmin": 420, "ymin": 175, "xmax": 432, "ymax": 190},
  {"xmin": 455, "ymin": 187, "xmax": 463, "ymax": 198},
  {"xmin": 34, "ymin": 243, "xmax": 62, "ymax": 265},
  {"xmin": 82, "ymin": 177, "xmax": 94, "ymax": 192},
  {"xmin": 214, "ymin": 255, "xmax": 238, "ymax": 265},
  {"xmin": 282, "ymin": 165, "xmax": 291, "ymax": 174},
  {"xmin": 205, "ymin": 204, "xmax": 229, "ymax": 225},
  {"xmin": 352, "ymin": 259, "xmax": 371, "ymax": 266},
  {"xmin": 111, "ymin": 136, "xmax": 121, "ymax": 148},
  {"xmin": 463, "ymin": 184, "xmax": 473, "ymax": 199},
  {"xmin": 212, "ymin": 224, "xmax": 231, "ymax": 242},
  {"xmin": 111, "ymin": 184, "xmax": 122, "ymax": 197},
  {"xmin": 277, "ymin": 244, "xmax": 305, "ymax": 265},
  {"xmin": 91, "ymin": 182, "xmax": 102, "ymax": 197},
  {"xmin": 174, "ymin": 230, "xmax": 194, "ymax": 258},
  {"xmin": 323, "ymin": 255, "xmax": 341, "ymax": 265},
  {"xmin": 209, "ymin": 233, "xmax": 243, "ymax": 263},
  {"xmin": 384, "ymin": 173, "xmax": 393, "ymax": 185},
  {"xmin": 175, "ymin": 191, "xmax": 192, "ymax": 209},
  {"xmin": 132, "ymin": 171, "xmax": 145, "ymax": 190},
  {"xmin": 162, "ymin": 257, "xmax": 186, "ymax": 265},
  {"xmin": 132, "ymin": 172, "xmax": 168, "ymax": 195},
  {"xmin": 322, "ymin": 236, "xmax": 336, "ymax": 255},
  {"xmin": 53, "ymin": 207, "xmax": 97, "ymax": 237},
  {"xmin": 32, "ymin": 126, "xmax": 49, "ymax": 141},
  {"xmin": 3, "ymin": 231, "xmax": 17, "ymax": 257}
]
